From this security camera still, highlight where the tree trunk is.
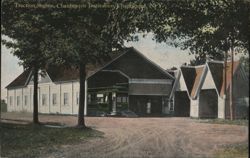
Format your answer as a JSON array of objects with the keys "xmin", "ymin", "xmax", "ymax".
[
  {"xmin": 33, "ymin": 66, "xmax": 39, "ymax": 124},
  {"xmin": 77, "ymin": 63, "xmax": 86, "ymax": 128},
  {"xmin": 230, "ymin": 47, "xmax": 234, "ymax": 120},
  {"xmin": 224, "ymin": 51, "xmax": 228, "ymax": 119},
  {"xmin": 0, "ymin": 50, "xmax": 1, "ymax": 120}
]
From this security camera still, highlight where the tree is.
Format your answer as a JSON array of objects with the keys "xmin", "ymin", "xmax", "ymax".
[
  {"xmin": 150, "ymin": 0, "xmax": 249, "ymax": 120},
  {"xmin": 2, "ymin": 0, "xmax": 151, "ymax": 127},
  {"xmin": 151, "ymin": 0, "xmax": 249, "ymax": 61},
  {"xmin": 2, "ymin": 0, "xmax": 54, "ymax": 124},
  {"xmin": 42, "ymin": 1, "xmax": 146, "ymax": 128}
]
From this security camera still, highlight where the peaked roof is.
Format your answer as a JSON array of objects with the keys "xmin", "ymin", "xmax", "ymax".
[
  {"xmin": 6, "ymin": 48, "xmax": 151, "ymax": 89},
  {"xmin": 88, "ymin": 47, "xmax": 175, "ymax": 80},
  {"xmin": 207, "ymin": 60, "xmax": 241, "ymax": 97},
  {"xmin": 180, "ymin": 65, "xmax": 206, "ymax": 99},
  {"xmin": 6, "ymin": 69, "xmax": 31, "ymax": 89}
]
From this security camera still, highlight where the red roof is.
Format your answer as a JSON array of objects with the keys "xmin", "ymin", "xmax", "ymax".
[{"xmin": 208, "ymin": 60, "xmax": 240, "ymax": 97}]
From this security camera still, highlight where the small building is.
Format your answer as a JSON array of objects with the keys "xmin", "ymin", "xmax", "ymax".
[
  {"xmin": 170, "ymin": 60, "xmax": 249, "ymax": 119},
  {"xmin": 180, "ymin": 65, "xmax": 218, "ymax": 118},
  {"xmin": 207, "ymin": 60, "xmax": 249, "ymax": 119}
]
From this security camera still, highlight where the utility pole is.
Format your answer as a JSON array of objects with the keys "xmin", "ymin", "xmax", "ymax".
[{"xmin": 230, "ymin": 46, "xmax": 234, "ymax": 120}]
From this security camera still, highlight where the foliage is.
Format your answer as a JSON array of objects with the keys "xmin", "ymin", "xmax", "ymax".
[
  {"xmin": 39, "ymin": 1, "xmax": 149, "ymax": 126},
  {"xmin": 150, "ymin": 0, "xmax": 250, "ymax": 65},
  {"xmin": 1, "ymin": 122, "xmax": 102, "ymax": 158},
  {"xmin": 1, "ymin": 0, "xmax": 53, "ymax": 69},
  {"xmin": 1, "ymin": 0, "xmax": 58, "ymax": 123}
]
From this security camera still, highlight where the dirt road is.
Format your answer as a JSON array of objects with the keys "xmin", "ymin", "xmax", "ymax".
[{"xmin": 2, "ymin": 113, "xmax": 248, "ymax": 158}]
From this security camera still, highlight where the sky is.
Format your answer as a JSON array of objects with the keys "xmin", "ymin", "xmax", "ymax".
[{"xmin": 1, "ymin": 33, "xmax": 194, "ymax": 101}]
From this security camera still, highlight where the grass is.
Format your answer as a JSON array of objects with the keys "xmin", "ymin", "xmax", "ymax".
[
  {"xmin": 215, "ymin": 143, "xmax": 249, "ymax": 158},
  {"xmin": 0, "ymin": 122, "xmax": 103, "ymax": 158},
  {"xmin": 199, "ymin": 118, "xmax": 249, "ymax": 126}
]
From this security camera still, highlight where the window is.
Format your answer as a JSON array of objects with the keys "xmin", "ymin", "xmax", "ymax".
[
  {"xmin": 9, "ymin": 96, "xmax": 13, "ymax": 106},
  {"xmin": 17, "ymin": 96, "xmax": 20, "ymax": 106},
  {"xmin": 97, "ymin": 94, "xmax": 104, "ymax": 103},
  {"xmin": 169, "ymin": 99, "xmax": 174, "ymax": 111},
  {"xmin": 52, "ymin": 93, "xmax": 57, "ymax": 105},
  {"xmin": 64, "ymin": 93, "xmax": 69, "ymax": 105},
  {"xmin": 117, "ymin": 97, "xmax": 122, "ymax": 103},
  {"xmin": 42, "ymin": 94, "xmax": 47, "ymax": 106},
  {"xmin": 87, "ymin": 94, "xmax": 91, "ymax": 103},
  {"xmin": 24, "ymin": 95, "xmax": 28, "ymax": 106},
  {"xmin": 76, "ymin": 92, "xmax": 79, "ymax": 105},
  {"xmin": 122, "ymin": 97, "xmax": 128, "ymax": 103}
]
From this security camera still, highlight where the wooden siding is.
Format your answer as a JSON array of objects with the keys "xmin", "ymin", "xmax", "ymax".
[{"xmin": 103, "ymin": 49, "xmax": 172, "ymax": 79}]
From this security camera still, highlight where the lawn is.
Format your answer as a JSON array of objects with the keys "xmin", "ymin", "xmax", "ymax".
[
  {"xmin": 215, "ymin": 143, "xmax": 249, "ymax": 158},
  {"xmin": 199, "ymin": 119, "xmax": 249, "ymax": 158},
  {"xmin": 199, "ymin": 118, "xmax": 249, "ymax": 126},
  {"xmin": 0, "ymin": 122, "xmax": 102, "ymax": 158}
]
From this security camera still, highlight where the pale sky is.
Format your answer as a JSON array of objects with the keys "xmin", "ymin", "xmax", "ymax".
[{"xmin": 1, "ymin": 34, "xmax": 193, "ymax": 101}]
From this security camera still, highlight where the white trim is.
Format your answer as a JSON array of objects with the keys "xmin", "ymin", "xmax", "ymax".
[
  {"xmin": 21, "ymin": 88, "xmax": 24, "ymax": 111},
  {"xmin": 132, "ymin": 47, "xmax": 175, "ymax": 80},
  {"xmin": 87, "ymin": 47, "xmax": 175, "ymax": 80},
  {"xmin": 7, "ymin": 90, "xmax": 9, "ymax": 111},
  {"xmin": 24, "ymin": 70, "xmax": 33, "ymax": 86},
  {"xmin": 205, "ymin": 63, "xmax": 221, "ymax": 97},
  {"xmin": 178, "ymin": 70, "xmax": 192, "ymax": 99},
  {"xmin": 87, "ymin": 49, "xmax": 130, "ymax": 79},
  {"xmin": 100, "ymin": 70, "xmax": 130, "ymax": 79},
  {"xmin": 180, "ymin": 64, "xmax": 206, "ymax": 68},
  {"xmin": 44, "ymin": 71, "xmax": 53, "ymax": 83},
  {"xmin": 30, "ymin": 87, "xmax": 32, "ymax": 111},
  {"xmin": 193, "ymin": 65, "xmax": 208, "ymax": 99},
  {"xmin": 129, "ymin": 78, "xmax": 172, "ymax": 84},
  {"xmin": 208, "ymin": 59, "xmax": 239, "ymax": 64},
  {"xmin": 169, "ymin": 70, "xmax": 181, "ymax": 100},
  {"xmin": 129, "ymin": 93, "xmax": 169, "ymax": 96}
]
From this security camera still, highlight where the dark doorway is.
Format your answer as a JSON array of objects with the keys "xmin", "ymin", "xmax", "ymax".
[
  {"xmin": 129, "ymin": 95, "xmax": 163, "ymax": 115},
  {"xmin": 199, "ymin": 89, "xmax": 218, "ymax": 118},
  {"xmin": 174, "ymin": 91, "xmax": 190, "ymax": 117}
]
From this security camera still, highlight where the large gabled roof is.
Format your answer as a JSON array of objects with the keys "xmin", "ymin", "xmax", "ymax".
[
  {"xmin": 5, "ymin": 48, "xmax": 126, "ymax": 89},
  {"xmin": 88, "ymin": 47, "xmax": 175, "ymax": 80}
]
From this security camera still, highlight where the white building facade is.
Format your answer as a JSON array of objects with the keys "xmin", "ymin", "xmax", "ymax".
[{"xmin": 6, "ymin": 69, "xmax": 87, "ymax": 115}]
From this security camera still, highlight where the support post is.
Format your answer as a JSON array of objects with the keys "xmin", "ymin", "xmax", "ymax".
[{"xmin": 111, "ymin": 92, "xmax": 117, "ymax": 115}]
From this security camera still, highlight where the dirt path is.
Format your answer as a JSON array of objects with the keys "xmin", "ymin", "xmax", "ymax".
[{"xmin": 2, "ymin": 113, "xmax": 248, "ymax": 158}]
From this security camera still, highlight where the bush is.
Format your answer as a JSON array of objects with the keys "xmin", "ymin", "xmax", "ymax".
[{"xmin": 1, "ymin": 100, "xmax": 7, "ymax": 112}]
